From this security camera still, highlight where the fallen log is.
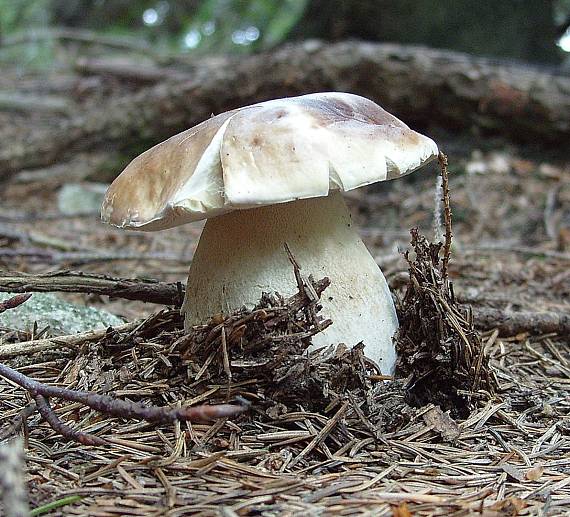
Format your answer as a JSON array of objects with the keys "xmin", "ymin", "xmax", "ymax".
[{"xmin": 2, "ymin": 41, "xmax": 569, "ymax": 181}]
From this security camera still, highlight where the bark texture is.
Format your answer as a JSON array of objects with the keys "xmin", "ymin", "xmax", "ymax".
[
  {"xmin": 472, "ymin": 307, "xmax": 570, "ymax": 337},
  {"xmin": 2, "ymin": 41, "xmax": 569, "ymax": 182}
]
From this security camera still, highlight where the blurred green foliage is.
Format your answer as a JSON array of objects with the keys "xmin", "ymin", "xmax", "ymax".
[{"xmin": 0, "ymin": 0, "xmax": 569, "ymax": 66}]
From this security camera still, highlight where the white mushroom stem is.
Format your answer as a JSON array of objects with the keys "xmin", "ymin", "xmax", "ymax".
[{"xmin": 182, "ymin": 192, "xmax": 398, "ymax": 374}]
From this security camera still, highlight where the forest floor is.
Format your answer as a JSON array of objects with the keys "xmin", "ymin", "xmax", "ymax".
[{"xmin": 0, "ymin": 61, "xmax": 569, "ymax": 516}]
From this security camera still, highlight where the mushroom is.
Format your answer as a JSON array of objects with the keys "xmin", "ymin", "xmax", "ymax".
[{"xmin": 101, "ymin": 92, "xmax": 438, "ymax": 374}]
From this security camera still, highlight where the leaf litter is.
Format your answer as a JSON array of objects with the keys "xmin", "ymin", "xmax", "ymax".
[{"xmin": 0, "ymin": 157, "xmax": 569, "ymax": 515}]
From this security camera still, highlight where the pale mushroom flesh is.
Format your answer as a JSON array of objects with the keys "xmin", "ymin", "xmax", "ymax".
[{"xmin": 101, "ymin": 92, "xmax": 439, "ymax": 373}]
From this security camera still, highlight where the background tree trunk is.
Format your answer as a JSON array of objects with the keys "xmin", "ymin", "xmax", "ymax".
[{"xmin": 293, "ymin": 0, "xmax": 561, "ymax": 64}]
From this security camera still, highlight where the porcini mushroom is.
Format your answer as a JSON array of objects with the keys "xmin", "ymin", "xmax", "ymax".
[{"xmin": 101, "ymin": 92, "xmax": 438, "ymax": 374}]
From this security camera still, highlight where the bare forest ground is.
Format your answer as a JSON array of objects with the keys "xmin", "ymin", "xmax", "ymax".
[{"xmin": 0, "ymin": 48, "xmax": 569, "ymax": 516}]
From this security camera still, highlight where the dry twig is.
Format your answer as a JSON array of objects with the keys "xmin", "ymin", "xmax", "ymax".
[
  {"xmin": 396, "ymin": 172, "xmax": 496, "ymax": 413},
  {"xmin": 438, "ymin": 152, "xmax": 452, "ymax": 279},
  {"xmin": 0, "ymin": 271, "xmax": 183, "ymax": 306},
  {"xmin": 0, "ymin": 362, "xmax": 246, "ymax": 445},
  {"xmin": 0, "ymin": 293, "xmax": 32, "ymax": 314}
]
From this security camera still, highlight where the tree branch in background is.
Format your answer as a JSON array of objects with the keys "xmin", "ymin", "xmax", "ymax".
[{"xmin": 2, "ymin": 41, "xmax": 569, "ymax": 182}]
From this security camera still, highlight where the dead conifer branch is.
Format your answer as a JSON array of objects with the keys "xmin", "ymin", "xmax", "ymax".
[
  {"xmin": 0, "ymin": 320, "xmax": 141, "ymax": 359},
  {"xmin": 396, "ymin": 212, "xmax": 496, "ymax": 412},
  {"xmin": 0, "ymin": 259, "xmax": 338, "ymax": 446},
  {"xmin": 0, "ymin": 361, "xmax": 246, "ymax": 445},
  {"xmin": 0, "ymin": 403, "xmax": 36, "ymax": 442},
  {"xmin": 35, "ymin": 394, "xmax": 107, "ymax": 446},
  {"xmin": 0, "ymin": 271, "xmax": 183, "ymax": 306},
  {"xmin": 438, "ymin": 152, "xmax": 452, "ymax": 280},
  {"xmin": 472, "ymin": 307, "xmax": 570, "ymax": 336}
]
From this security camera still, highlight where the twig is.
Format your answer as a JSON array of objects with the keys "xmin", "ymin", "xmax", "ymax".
[
  {"xmin": 0, "ymin": 293, "xmax": 31, "ymax": 314},
  {"xmin": 289, "ymin": 401, "xmax": 350, "ymax": 468},
  {"xmin": 0, "ymin": 363, "xmax": 245, "ymax": 423},
  {"xmin": 0, "ymin": 362, "xmax": 246, "ymax": 446},
  {"xmin": 0, "ymin": 271, "xmax": 183, "ymax": 307},
  {"xmin": 397, "ymin": 228, "xmax": 497, "ymax": 410},
  {"xmin": 433, "ymin": 174, "xmax": 444, "ymax": 243},
  {"xmin": 438, "ymin": 152, "xmax": 452, "ymax": 279},
  {"xmin": 284, "ymin": 243, "xmax": 320, "ymax": 332},
  {"xmin": 35, "ymin": 395, "xmax": 106, "ymax": 446},
  {"xmin": 221, "ymin": 326, "xmax": 232, "ymax": 384},
  {"xmin": 471, "ymin": 307, "xmax": 570, "ymax": 337},
  {"xmin": 0, "ymin": 320, "xmax": 141, "ymax": 359},
  {"xmin": 0, "ymin": 402, "xmax": 37, "ymax": 441}
]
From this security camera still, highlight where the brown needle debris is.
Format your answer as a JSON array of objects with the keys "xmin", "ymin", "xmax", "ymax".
[
  {"xmin": 1, "ymin": 158, "xmax": 569, "ymax": 514},
  {"xmin": 395, "ymin": 154, "xmax": 497, "ymax": 415},
  {"xmin": 0, "ymin": 284, "xmax": 245, "ymax": 445}
]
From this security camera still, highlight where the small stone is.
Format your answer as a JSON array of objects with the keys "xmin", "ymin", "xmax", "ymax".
[
  {"xmin": 57, "ymin": 182, "xmax": 108, "ymax": 215},
  {"xmin": 0, "ymin": 292, "xmax": 123, "ymax": 336}
]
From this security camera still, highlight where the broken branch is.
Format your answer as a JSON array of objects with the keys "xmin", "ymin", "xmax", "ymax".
[
  {"xmin": 0, "ymin": 293, "xmax": 32, "ymax": 314},
  {"xmin": 0, "ymin": 271, "xmax": 183, "ymax": 306},
  {"xmin": 0, "ymin": 320, "xmax": 141, "ymax": 359},
  {"xmin": 0, "ymin": 362, "xmax": 246, "ymax": 445},
  {"xmin": 472, "ymin": 307, "xmax": 570, "ymax": 337}
]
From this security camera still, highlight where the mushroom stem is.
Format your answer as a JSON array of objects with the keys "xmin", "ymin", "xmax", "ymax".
[{"xmin": 182, "ymin": 192, "xmax": 398, "ymax": 373}]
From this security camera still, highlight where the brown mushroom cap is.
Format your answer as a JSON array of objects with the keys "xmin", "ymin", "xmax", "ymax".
[{"xmin": 101, "ymin": 92, "xmax": 438, "ymax": 231}]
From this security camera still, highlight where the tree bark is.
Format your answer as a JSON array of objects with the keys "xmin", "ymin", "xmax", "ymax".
[
  {"xmin": 471, "ymin": 307, "xmax": 570, "ymax": 337},
  {"xmin": 2, "ymin": 41, "xmax": 569, "ymax": 182}
]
